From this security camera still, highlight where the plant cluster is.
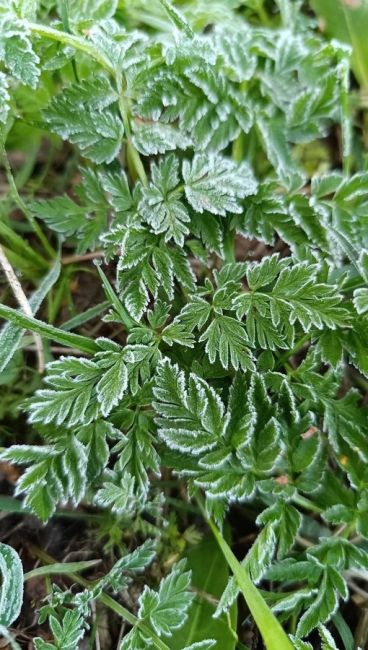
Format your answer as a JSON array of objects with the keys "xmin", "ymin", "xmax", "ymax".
[{"xmin": 1, "ymin": 0, "xmax": 368, "ymax": 648}]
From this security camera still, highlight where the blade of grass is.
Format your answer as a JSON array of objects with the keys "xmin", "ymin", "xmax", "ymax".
[
  {"xmin": 197, "ymin": 497, "xmax": 293, "ymax": 650},
  {"xmin": 0, "ymin": 221, "xmax": 49, "ymax": 271},
  {"xmin": 24, "ymin": 559, "xmax": 101, "ymax": 580},
  {"xmin": 96, "ymin": 263, "xmax": 137, "ymax": 330},
  {"xmin": 332, "ymin": 612, "xmax": 355, "ymax": 650},
  {"xmin": 0, "ymin": 304, "xmax": 99, "ymax": 355},
  {"xmin": 61, "ymin": 300, "xmax": 109, "ymax": 331}
]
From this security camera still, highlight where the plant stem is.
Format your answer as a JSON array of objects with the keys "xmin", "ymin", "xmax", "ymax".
[
  {"xmin": 276, "ymin": 332, "xmax": 312, "ymax": 368},
  {"xmin": 28, "ymin": 22, "xmax": 147, "ymax": 186},
  {"xmin": 96, "ymin": 264, "xmax": 137, "ymax": 330},
  {"xmin": 223, "ymin": 228, "xmax": 236, "ymax": 264},
  {"xmin": 27, "ymin": 22, "xmax": 114, "ymax": 72},
  {"xmin": 292, "ymin": 493, "xmax": 323, "ymax": 514}
]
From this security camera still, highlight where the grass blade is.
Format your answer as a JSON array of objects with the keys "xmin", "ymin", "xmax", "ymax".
[
  {"xmin": 202, "ymin": 509, "xmax": 293, "ymax": 650},
  {"xmin": 24, "ymin": 559, "xmax": 101, "ymax": 580},
  {"xmin": 0, "ymin": 304, "xmax": 99, "ymax": 355},
  {"xmin": 61, "ymin": 300, "xmax": 109, "ymax": 331}
]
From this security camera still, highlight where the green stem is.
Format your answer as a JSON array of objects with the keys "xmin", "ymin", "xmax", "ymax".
[
  {"xmin": 28, "ymin": 21, "xmax": 147, "ymax": 186},
  {"xmin": 0, "ymin": 303, "xmax": 99, "ymax": 355},
  {"xmin": 292, "ymin": 493, "xmax": 323, "ymax": 515},
  {"xmin": 223, "ymin": 228, "xmax": 236, "ymax": 264},
  {"xmin": 232, "ymin": 131, "xmax": 245, "ymax": 163},
  {"xmin": 339, "ymin": 59, "xmax": 352, "ymax": 176},
  {"xmin": 276, "ymin": 332, "xmax": 312, "ymax": 368},
  {"xmin": 60, "ymin": 0, "xmax": 80, "ymax": 82},
  {"xmin": 27, "ymin": 22, "xmax": 114, "ymax": 73},
  {"xmin": 255, "ymin": 0, "xmax": 271, "ymax": 26},
  {"xmin": 197, "ymin": 496, "xmax": 293, "ymax": 650}
]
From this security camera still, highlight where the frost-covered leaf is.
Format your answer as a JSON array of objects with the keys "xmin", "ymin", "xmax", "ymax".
[
  {"xmin": 154, "ymin": 359, "xmax": 225, "ymax": 454},
  {"xmin": 138, "ymin": 559, "xmax": 194, "ymax": 637},
  {"xmin": 353, "ymin": 288, "xmax": 368, "ymax": 315},
  {"xmin": 0, "ymin": 543, "xmax": 23, "ymax": 627},
  {"xmin": 26, "ymin": 345, "xmax": 129, "ymax": 427},
  {"xmin": 199, "ymin": 315, "xmax": 254, "ymax": 371},
  {"xmin": 235, "ymin": 254, "xmax": 349, "ymax": 349},
  {"xmin": 34, "ymin": 610, "xmax": 85, "ymax": 650},
  {"xmin": 117, "ymin": 228, "xmax": 195, "ymax": 320},
  {"xmin": 183, "ymin": 154, "xmax": 257, "ymax": 216},
  {"xmin": 44, "ymin": 80, "xmax": 123, "ymax": 163},
  {"xmin": 257, "ymin": 116, "xmax": 304, "ymax": 191},
  {"xmin": 94, "ymin": 473, "xmax": 136, "ymax": 515},
  {"xmin": 139, "ymin": 155, "xmax": 190, "ymax": 245},
  {"xmin": 0, "ymin": 72, "xmax": 10, "ymax": 123},
  {"xmin": 103, "ymin": 539, "xmax": 156, "ymax": 591},
  {"xmin": 0, "ymin": 16, "xmax": 40, "ymax": 87},
  {"xmin": 132, "ymin": 122, "xmax": 191, "ymax": 156},
  {"xmin": 63, "ymin": 0, "xmax": 118, "ymax": 24}
]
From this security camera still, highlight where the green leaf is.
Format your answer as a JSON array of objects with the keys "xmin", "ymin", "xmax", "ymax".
[
  {"xmin": 256, "ymin": 117, "xmax": 304, "ymax": 192},
  {"xmin": 183, "ymin": 154, "xmax": 257, "ymax": 216},
  {"xmin": 139, "ymin": 155, "xmax": 190, "ymax": 246},
  {"xmin": 94, "ymin": 473, "xmax": 136, "ymax": 515},
  {"xmin": 0, "ymin": 16, "xmax": 40, "ymax": 87},
  {"xmin": 157, "ymin": 0, "xmax": 194, "ymax": 38},
  {"xmin": 154, "ymin": 359, "xmax": 225, "ymax": 454},
  {"xmin": 24, "ymin": 559, "xmax": 101, "ymax": 580},
  {"xmin": 0, "ymin": 543, "xmax": 23, "ymax": 627},
  {"xmin": 296, "ymin": 567, "xmax": 347, "ymax": 638},
  {"xmin": 353, "ymin": 287, "xmax": 368, "ymax": 314},
  {"xmin": 257, "ymin": 501, "xmax": 301, "ymax": 559},
  {"xmin": 139, "ymin": 559, "xmax": 194, "ymax": 637},
  {"xmin": 116, "ymin": 229, "xmax": 195, "ymax": 320},
  {"xmin": 103, "ymin": 539, "xmax": 156, "ymax": 591},
  {"xmin": 62, "ymin": 0, "xmax": 118, "ymax": 23},
  {"xmin": 0, "ymin": 72, "xmax": 10, "ymax": 124},
  {"xmin": 44, "ymin": 80, "xmax": 123, "ymax": 163},
  {"xmin": 1, "ymin": 435, "xmax": 89, "ymax": 521},
  {"xmin": 199, "ymin": 315, "xmax": 254, "ymax": 371},
  {"xmin": 132, "ymin": 122, "xmax": 191, "ymax": 156},
  {"xmin": 26, "ymin": 343, "xmax": 128, "ymax": 427},
  {"xmin": 34, "ymin": 610, "xmax": 85, "ymax": 650}
]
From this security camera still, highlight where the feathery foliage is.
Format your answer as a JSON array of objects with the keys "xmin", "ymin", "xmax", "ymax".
[{"xmin": 0, "ymin": 0, "xmax": 368, "ymax": 647}]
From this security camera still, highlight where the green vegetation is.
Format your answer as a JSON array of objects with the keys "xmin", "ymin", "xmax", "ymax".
[{"xmin": 1, "ymin": 1, "xmax": 368, "ymax": 648}]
